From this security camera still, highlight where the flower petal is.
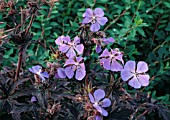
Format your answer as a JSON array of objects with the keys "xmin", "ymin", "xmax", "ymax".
[
  {"xmin": 100, "ymin": 58, "xmax": 111, "ymax": 70},
  {"xmin": 59, "ymin": 44, "xmax": 70, "ymax": 53},
  {"xmin": 75, "ymin": 63, "xmax": 86, "ymax": 80},
  {"xmin": 136, "ymin": 61, "xmax": 148, "ymax": 73},
  {"xmin": 65, "ymin": 66, "xmax": 75, "ymax": 79},
  {"xmin": 95, "ymin": 115, "xmax": 102, "ymax": 120},
  {"xmin": 121, "ymin": 69, "xmax": 134, "ymax": 81},
  {"xmin": 84, "ymin": 8, "xmax": 93, "ymax": 17},
  {"xmin": 73, "ymin": 36, "xmax": 80, "ymax": 44},
  {"xmin": 124, "ymin": 61, "xmax": 136, "ymax": 73},
  {"xmin": 96, "ymin": 17, "xmax": 108, "ymax": 26},
  {"xmin": 99, "ymin": 49, "xmax": 110, "ymax": 58},
  {"xmin": 94, "ymin": 8, "xmax": 104, "ymax": 17},
  {"xmin": 110, "ymin": 60, "xmax": 123, "ymax": 72},
  {"xmin": 64, "ymin": 58, "xmax": 76, "ymax": 66},
  {"xmin": 41, "ymin": 72, "xmax": 49, "ymax": 78},
  {"xmin": 138, "ymin": 74, "xmax": 150, "ymax": 86},
  {"xmin": 66, "ymin": 47, "xmax": 76, "ymax": 58},
  {"xmin": 76, "ymin": 57, "xmax": 83, "ymax": 63},
  {"xmin": 90, "ymin": 22, "xmax": 100, "ymax": 32},
  {"xmin": 96, "ymin": 44, "xmax": 102, "ymax": 53},
  {"xmin": 94, "ymin": 89, "xmax": 105, "ymax": 102},
  {"xmin": 63, "ymin": 36, "xmax": 71, "ymax": 42},
  {"xmin": 93, "ymin": 104, "xmax": 108, "ymax": 116},
  {"xmin": 57, "ymin": 68, "xmax": 66, "ymax": 78},
  {"xmin": 101, "ymin": 98, "xmax": 111, "ymax": 107},
  {"xmin": 128, "ymin": 76, "xmax": 141, "ymax": 89},
  {"xmin": 82, "ymin": 17, "xmax": 92, "ymax": 24},
  {"xmin": 89, "ymin": 93, "xmax": 95, "ymax": 103},
  {"xmin": 103, "ymin": 37, "xmax": 114, "ymax": 44},
  {"xmin": 75, "ymin": 44, "xmax": 84, "ymax": 55}
]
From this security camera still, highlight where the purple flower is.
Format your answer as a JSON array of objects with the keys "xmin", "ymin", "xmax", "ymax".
[
  {"xmin": 82, "ymin": 8, "xmax": 108, "ymax": 32},
  {"xmin": 55, "ymin": 35, "xmax": 70, "ymax": 46},
  {"xmin": 99, "ymin": 48, "xmax": 124, "ymax": 72},
  {"xmin": 121, "ymin": 61, "xmax": 150, "ymax": 89},
  {"xmin": 95, "ymin": 115, "xmax": 102, "ymax": 120},
  {"xmin": 31, "ymin": 96, "xmax": 37, "ymax": 102},
  {"xmin": 29, "ymin": 65, "xmax": 49, "ymax": 81},
  {"xmin": 89, "ymin": 89, "xmax": 111, "ymax": 116},
  {"xmin": 64, "ymin": 57, "xmax": 86, "ymax": 80},
  {"xmin": 59, "ymin": 36, "xmax": 84, "ymax": 58},
  {"xmin": 94, "ymin": 37, "xmax": 114, "ymax": 53},
  {"xmin": 55, "ymin": 67, "xmax": 66, "ymax": 79}
]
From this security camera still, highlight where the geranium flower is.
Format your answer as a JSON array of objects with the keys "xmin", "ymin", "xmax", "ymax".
[
  {"xmin": 55, "ymin": 68, "xmax": 66, "ymax": 79},
  {"xmin": 64, "ymin": 57, "xmax": 86, "ymax": 80},
  {"xmin": 89, "ymin": 89, "xmax": 111, "ymax": 116},
  {"xmin": 121, "ymin": 61, "xmax": 150, "ymax": 89},
  {"xmin": 55, "ymin": 35, "xmax": 70, "ymax": 46},
  {"xmin": 82, "ymin": 8, "xmax": 108, "ymax": 32},
  {"xmin": 59, "ymin": 36, "xmax": 84, "ymax": 58},
  {"xmin": 94, "ymin": 37, "xmax": 114, "ymax": 53},
  {"xmin": 99, "ymin": 48, "xmax": 124, "ymax": 72},
  {"xmin": 29, "ymin": 65, "xmax": 49, "ymax": 81}
]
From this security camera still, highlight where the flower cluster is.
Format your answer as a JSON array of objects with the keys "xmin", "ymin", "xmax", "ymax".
[
  {"xmin": 56, "ymin": 36, "xmax": 84, "ymax": 58},
  {"xmin": 28, "ymin": 7, "xmax": 151, "ymax": 120},
  {"xmin": 55, "ymin": 35, "xmax": 86, "ymax": 80}
]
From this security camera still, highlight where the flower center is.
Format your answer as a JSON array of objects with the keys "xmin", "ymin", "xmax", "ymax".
[
  {"xmin": 91, "ymin": 16, "xmax": 96, "ymax": 24},
  {"xmin": 94, "ymin": 102, "xmax": 98, "ymax": 106}
]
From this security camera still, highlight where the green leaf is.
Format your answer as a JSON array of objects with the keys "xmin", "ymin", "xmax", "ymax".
[
  {"xmin": 163, "ymin": 2, "xmax": 170, "ymax": 8},
  {"xmin": 32, "ymin": 22, "xmax": 41, "ymax": 29}
]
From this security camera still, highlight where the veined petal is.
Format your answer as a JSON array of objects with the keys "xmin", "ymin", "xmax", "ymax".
[
  {"xmin": 99, "ymin": 49, "xmax": 110, "ymax": 58},
  {"xmin": 101, "ymin": 98, "xmax": 111, "ymax": 107},
  {"xmin": 138, "ymin": 74, "xmax": 150, "ymax": 86},
  {"xmin": 124, "ymin": 61, "xmax": 136, "ymax": 73},
  {"xmin": 136, "ymin": 61, "xmax": 148, "ymax": 73},
  {"xmin": 55, "ymin": 36, "xmax": 62, "ymax": 45},
  {"xmin": 94, "ymin": 8, "xmax": 104, "ymax": 17},
  {"xmin": 89, "ymin": 93, "xmax": 95, "ymax": 103},
  {"xmin": 94, "ymin": 89, "xmax": 105, "ymax": 102},
  {"xmin": 57, "ymin": 68, "xmax": 66, "ymax": 78},
  {"xmin": 90, "ymin": 22, "xmax": 100, "ymax": 32},
  {"xmin": 66, "ymin": 47, "xmax": 76, "ymax": 58},
  {"xmin": 65, "ymin": 66, "xmax": 75, "ymax": 79},
  {"xmin": 82, "ymin": 17, "xmax": 92, "ymax": 24},
  {"xmin": 64, "ymin": 58, "xmax": 76, "ymax": 66},
  {"xmin": 93, "ymin": 104, "xmax": 108, "ymax": 116},
  {"xmin": 75, "ymin": 44, "xmax": 84, "ymax": 55},
  {"xmin": 101, "ymin": 58, "xmax": 111, "ymax": 70},
  {"xmin": 59, "ymin": 44, "xmax": 70, "ymax": 53},
  {"xmin": 128, "ymin": 76, "xmax": 141, "ymax": 89},
  {"xmin": 75, "ymin": 63, "xmax": 86, "ymax": 80},
  {"xmin": 96, "ymin": 17, "xmax": 108, "ymax": 26},
  {"xmin": 63, "ymin": 36, "xmax": 71, "ymax": 42},
  {"xmin": 121, "ymin": 69, "xmax": 134, "ymax": 81},
  {"xmin": 110, "ymin": 60, "xmax": 123, "ymax": 72},
  {"xmin": 73, "ymin": 36, "xmax": 80, "ymax": 44},
  {"xmin": 84, "ymin": 8, "xmax": 93, "ymax": 17}
]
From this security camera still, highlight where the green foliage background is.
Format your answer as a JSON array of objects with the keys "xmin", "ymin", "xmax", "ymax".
[{"xmin": 1, "ymin": 0, "xmax": 170, "ymax": 109}]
